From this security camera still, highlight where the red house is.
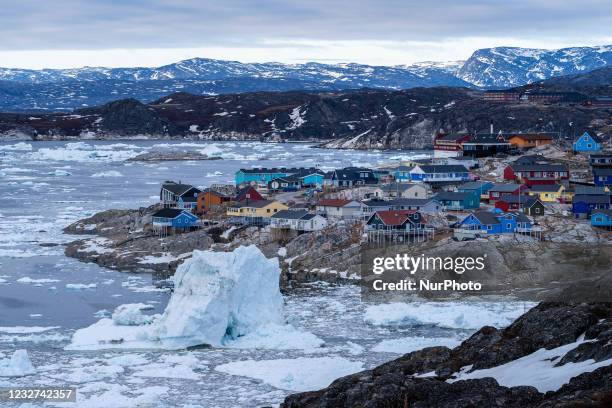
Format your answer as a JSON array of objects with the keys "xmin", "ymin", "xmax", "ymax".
[
  {"xmin": 503, "ymin": 163, "xmax": 569, "ymax": 187},
  {"xmin": 235, "ymin": 186, "xmax": 264, "ymax": 202},
  {"xmin": 488, "ymin": 183, "xmax": 529, "ymax": 202}
]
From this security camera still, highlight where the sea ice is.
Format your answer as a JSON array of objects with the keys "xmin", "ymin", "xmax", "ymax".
[
  {"xmin": 91, "ymin": 170, "xmax": 123, "ymax": 178},
  {"xmin": 112, "ymin": 303, "xmax": 156, "ymax": 326},
  {"xmin": 372, "ymin": 336, "xmax": 462, "ymax": 354},
  {"xmin": 215, "ymin": 357, "xmax": 363, "ymax": 392},
  {"xmin": 0, "ymin": 349, "xmax": 36, "ymax": 377}
]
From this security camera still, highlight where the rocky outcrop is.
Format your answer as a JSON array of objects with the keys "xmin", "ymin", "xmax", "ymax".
[{"xmin": 282, "ymin": 303, "xmax": 612, "ymax": 408}]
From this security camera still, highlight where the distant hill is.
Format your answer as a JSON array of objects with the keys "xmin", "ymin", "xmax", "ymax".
[{"xmin": 0, "ymin": 44, "xmax": 610, "ymax": 111}]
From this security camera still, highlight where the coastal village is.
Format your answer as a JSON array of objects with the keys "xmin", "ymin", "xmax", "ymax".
[{"xmin": 150, "ymin": 130, "xmax": 612, "ymax": 247}]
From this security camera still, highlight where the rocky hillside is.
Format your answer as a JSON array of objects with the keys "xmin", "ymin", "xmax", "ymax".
[
  {"xmin": 282, "ymin": 302, "xmax": 612, "ymax": 407},
  {"xmin": 1, "ymin": 86, "xmax": 610, "ymax": 149},
  {"xmin": 0, "ymin": 44, "xmax": 609, "ymax": 111}
]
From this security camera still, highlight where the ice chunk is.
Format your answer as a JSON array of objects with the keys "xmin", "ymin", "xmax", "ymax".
[
  {"xmin": 215, "ymin": 357, "xmax": 363, "ymax": 391},
  {"xmin": 112, "ymin": 303, "xmax": 156, "ymax": 326},
  {"xmin": 372, "ymin": 336, "xmax": 462, "ymax": 354},
  {"xmin": 67, "ymin": 246, "xmax": 319, "ymax": 351},
  {"xmin": 153, "ymin": 245, "xmax": 284, "ymax": 348},
  {"xmin": 0, "ymin": 349, "xmax": 36, "ymax": 377}
]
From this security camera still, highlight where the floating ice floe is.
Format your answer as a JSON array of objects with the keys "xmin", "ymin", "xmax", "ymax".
[
  {"xmin": 0, "ymin": 349, "xmax": 36, "ymax": 377},
  {"xmin": 364, "ymin": 302, "xmax": 534, "ymax": 330},
  {"xmin": 67, "ymin": 245, "xmax": 323, "ymax": 351},
  {"xmin": 91, "ymin": 170, "xmax": 123, "ymax": 178},
  {"xmin": 17, "ymin": 277, "xmax": 61, "ymax": 284},
  {"xmin": 0, "ymin": 142, "xmax": 33, "ymax": 151},
  {"xmin": 66, "ymin": 283, "xmax": 98, "ymax": 290},
  {"xmin": 0, "ymin": 326, "xmax": 59, "ymax": 334},
  {"xmin": 112, "ymin": 303, "xmax": 157, "ymax": 326},
  {"xmin": 215, "ymin": 357, "xmax": 363, "ymax": 392}
]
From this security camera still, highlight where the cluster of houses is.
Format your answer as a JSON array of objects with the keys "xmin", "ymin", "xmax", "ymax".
[{"xmin": 150, "ymin": 130, "xmax": 611, "ymax": 238}]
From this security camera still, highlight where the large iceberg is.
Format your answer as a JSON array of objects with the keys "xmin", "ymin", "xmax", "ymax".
[{"xmin": 67, "ymin": 246, "xmax": 318, "ymax": 350}]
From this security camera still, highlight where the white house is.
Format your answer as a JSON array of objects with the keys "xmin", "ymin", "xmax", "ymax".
[
  {"xmin": 270, "ymin": 210, "xmax": 328, "ymax": 231},
  {"xmin": 315, "ymin": 199, "xmax": 364, "ymax": 218},
  {"xmin": 373, "ymin": 183, "xmax": 429, "ymax": 199}
]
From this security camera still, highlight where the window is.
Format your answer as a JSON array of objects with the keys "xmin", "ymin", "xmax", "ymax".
[
  {"xmin": 535, "ymin": 208, "xmax": 541, "ymax": 214},
  {"xmin": 487, "ymin": 225, "xmax": 492, "ymax": 230},
  {"xmin": 507, "ymin": 223, "xmax": 512, "ymax": 229}
]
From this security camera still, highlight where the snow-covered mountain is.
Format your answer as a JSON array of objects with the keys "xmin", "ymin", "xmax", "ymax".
[
  {"xmin": 0, "ymin": 45, "xmax": 610, "ymax": 111},
  {"xmin": 457, "ymin": 45, "xmax": 612, "ymax": 88}
]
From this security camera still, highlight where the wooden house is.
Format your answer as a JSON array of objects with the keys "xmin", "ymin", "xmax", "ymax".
[
  {"xmin": 373, "ymin": 183, "xmax": 429, "ymax": 199},
  {"xmin": 488, "ymin": 183, "xmax": 529, "ymax": 202},
  {"xmin": 197, "ymin": 189, "xmax": 232, "ymax": 214},
  {"xmin": 235, "ymin": 167, "xmax": 318, "ymax": 186},
  {"xmin": 508, "ymin": 134, "xmax": 554, "ymax": 149},
  {"xmin": 365, "ymin": 210, "xmax": 424, "ymax": 232},
  {"xmin": 573, "ymin": 131, "xmax": 602, "ymax": 153},
  {"xmin": 160, "ymin": 182, "xmax": 201, "ymax": 208},
  {"xmin": 503, "ymin": 163, "xmax": 569, "ymax": 186},
  {"xmin": 431, "ymin": 191, "xmax": 480, "ymax": 210},
  {"xmin": 268, "ymin": 177, "xmax": 302, "ymax": 192},
  {"xmin": 589, "ymin": 153, "xmax": 612, "ymax": 168},
  {"xmin": 528, "ymin": 184, "xmax": 565, "ymax": 203},
  {"xmin": 152, "ymin": 208, "xmax": 199, "ymax": 235},
  {"xmin": 593, "ymin": 168, "xmax": 612, "ymax": 187},
  {"xmin": 270, "ymin": 210, "xmax": 328, "ymax": 232},
  {"xmin": 226, "ymin": 200, "xmax": 289, "ymax": 224},
  {"xmin": 495, "ymin": 195, "xmax": 545, "ymax": 216},
  {"xmin": 315, "ymin": 199, "xmax": 363, "ymax": 219},
  {"xmin": 409, "ymin": 165, "xmax": 471, "ymax": 184},
  {"xmin": 458, "ymin": 210, "xmax": 533, "ymax": 235},
  {"xmin": 235, "ymin": 186, "xmax": 264, "ymax": 202},
  {"xmin": 457, "ymin": 181, "xmax": 495, "ymax": 201},
  {"xmin": 433, "ymin": 133, "xmax": 471, "ymax": 158},
  {"xmin": 461, "ymin": 133, "xmax": 511, "ymax": 158},
  {"xmin": 572, "ymin": 195, "xmax": 611, "ymax": 218},
  {"xmin": 329, "ymin": 167, "xmax": 378, "ymax": 187},
  {"xmin": 591, "ymin": 209, "xmax": 612, "ymax": 228}
]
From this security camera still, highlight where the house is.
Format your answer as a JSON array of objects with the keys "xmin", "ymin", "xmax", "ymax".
[
  {"xmin": 495, "ymin": 195, "xmax": 545, "ymax": 216},
  {"xmin": 461, "ymin": 133, "xmax": 511, "ymax": 158},
  {"xmin": 235, "ymin": 167, "xmax": 318, "ymax": 186},
  {"xmin": 573, "ymin": 131, "xmax": 602, "ymax": 153},
  {"xmin": 503, "ymin": 163, "xmax": 569, "ymax": 186},
  {"xmin": 488, "ymin": 183, "xmax": 529, "ymax": 202},
  {"xmin": 268, "ymin": 177, "xmax": 302, "ymax": 192},
  {"xmin": 528, "ymin": 184, "xmax": 565, "ymax": 203},
  {"xmin": 196, "ymin": 189, "xmax": 232, "ymax": 214},
  {"xmin": 590, "ymin": 209, "xmax": 612, "ymax": 228},
  {"xmin": 442, "ymin": 156, "xmax": 478, "ymax": 169},
  {"xmin": 226, "ymin": 200, "xmax": 289, "ymax": 224},
  {"xmin": 361, "ymin": 198, "xmax": 441, "ymax": 218},
  {"xmin": 373, "ymin": 183, "xmax": 429, "ymax": 199},
  {"xmin": 160, "ymin": 182, "xmax": 201, "ymax": 208},
  {"xmin": 433, "ymin": 133, "xmax": 471, "ymax": 158},
  {"xmin": 589, "ymin": 153, "xmax": 612, "ymax": 168},
  {"xmin": 270, "ymin": 210, "xmax": 328, "ymax": 232},
  {"xmin": 330, "ymin": 167, "xmax": 378, "ymax": 187},
  {"xmin": 409, "ymin": 165, "xmax": 471, "ymax": 184},
  {"xmin": 316, "ymin": 199, "xmax": 364, "ymax": 218},
  {"xmin": 508, "ymin": 134, "xmax": 554, "ymax": 149},
  {"xmin": 457, "ymin": 181, "xmax": 495, "ymax": 201},
  {"xmin": 151, "ymin": 208, "xmax": 199, "ymax": 234},
  {"xmin": 391, "ymin": 165, "xmax": 415, "ymax": 182},
  {"xmin": 458, "ymin": 210, "xmax": 533, "ymax": 235},
  {"xmin": 483, "ymin": 90, "xmax": 521, "ymax": 102},
  {"xmin": 572, "ymin": 195, "xmax": 611, "ymax": 218},
  {"xmin": 432, "ymin": 191, "xmax": 480, "ymax": 210},
  {"xmin": 593, "ymin": 168, "xmax": 612, "ymax": 187},
  {"xmin": 235, "ymin": 186, "xmax": 264, "ymax": 202},
  {"xmin": 512, "ymin": 154, "xmax": 550, "ymax": 166},
  {"xmin": 365, "ymin": 210, "xmax": 424, "ymax": 232},
  {"xmin": 177, "ymin": 196, "xmax": 198, "ymax": 211},
  {"xmin": 299, "ymin": 171, "xmax": 326, "ymax": 188}
]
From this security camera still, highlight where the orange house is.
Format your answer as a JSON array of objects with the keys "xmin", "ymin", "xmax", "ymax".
[
  {"xmin": 508, "ymin": 134, "xmax": 553, "ymax": 149},
  {"xmin": 196, "ymin": 190, "xmax": 232, "ymax": 214}
]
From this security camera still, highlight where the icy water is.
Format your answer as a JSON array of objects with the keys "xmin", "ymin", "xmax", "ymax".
[{"xmin": 0, "ymin": 140, "xmax": 527, "ymax": 407}]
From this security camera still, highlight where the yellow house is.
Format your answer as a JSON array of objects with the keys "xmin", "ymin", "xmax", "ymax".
[
  {"xmin": 528, "ymin": 184, "xmax": 564, "ymax": 202},
  {"xmin": 227, "ymin": 199, "xmax": 289, "ymax": 219}
]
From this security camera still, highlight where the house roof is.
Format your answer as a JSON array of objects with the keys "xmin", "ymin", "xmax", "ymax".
[
  {"xmin": 317, "ymin": 199, "xmax": 352, "ymax": 207},
  {"xmin": 510, "ymin": 164, "xmax": 568, "ymax": 172},
  {"xmin": 512, "ymin": 155, "xmax": 550, "ymax": 165},
  {"xmin": 592, "ymin": 209, "xmax": 612, "ymax": 217},
  {"xmin": 230, "ymin": 199, "xmax": 276, "ymax": 209},
  {"xmin": 577, "ymin": 131, "xmax": 603, "ymax": 143},
  {"xmin": 333, "ymin": 168, "xmax": 375, "ymax": 181},
  {"xmin": 180, "ymin": 196, "xmax": 198, "ymax": 203},
  {"xmin": 529, "ymin": 184, "xmax": 563, "ymax": 192},
  {"xmin": 161, "ymin": 183, "xmax": 197, "ymax": 196},
  {"xmin": 301, "ymin": 213, "xmax": 319, "ymax": 220},
  {"xmin": 573, "ymin": 185, "xmax": 607, "ymax": 195},
  {"xmin": 589, "ymin": 152, "xmax": 612, "ymax": 159},
  {"xmin": 417, "ymin": 165, "xmax": 469, "ymax": 173},
  {"xmin": 203, "ymin": 188, "xmax": 232, "ymax": 198},
  {"xmin": 464, "ymin": 133, "xmax": 509, "ymax": 144},
  {"xmin": 238, "ymin": 167, "xmax": 317, "ymax": 174},
  {"xmin": 573, "ymin": 194, "xmax": 611, "ymax": 204},
  {"xmin": 490, "ymin": 183, "xmax": 523, "ymax": 193},
  {"xmin": 388, "ymin": 198, "xmax": 439, "ymax": 207},
  {"xmin": 498, "ymin": 194, "xmax": 540, "ymax": 207},
  {"xmin": 271, "ymin": 210, "xmax": 309, "ymax": 220},
  {"xmin": 509, "ymin": 134, "xmax": 554, "ymax": 141},
  {"xmin": 469, "ymin": 211, "xmax": 500, "ymax": 225},
  {"xmin": 436, "ymin": 133, "xmax": 470, "ymax": 142},
  {"xmin": 392, "ymin": 165, "xmax": 415, "ymax": 172},
  {"xmin": 458, "ymin": 181, "xmax": 494, "ymax": 190},
  {"xmin": 378, "ymin": 183, "xmax": 421, "ymax": 193},
  {"xmin": 373, "ymin": 210, "xmax": 417, "ymax": 226},
  {"xmin": 593, "ymin": 168, "xmax": 612, "ymax": 176},
  {"xmin": 152, "ymin": 208, "xmax": 189, "ymax": 218},
  {"xmin": 432, "ymin": 191, "xmax": 473, "ymax": 201}
]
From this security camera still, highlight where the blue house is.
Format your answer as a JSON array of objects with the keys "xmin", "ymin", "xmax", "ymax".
[
  {"xmin": 457, "ymin": 181, "xmax": 495, "ymax": 200},
  {"xmin": 392, "ymin": 165, "xmax": 414, "ymax": 182},
  {"xmin": 235, "ymin": 167, "xmax": 317, "ymax": 186},
  {"xmin": 177, "ymin": 196, "xmax": 198, "ymax": 210},
  {"xmin": 409, "ymin": 165, "xmax": 470, "ymax": 183},
  {"xmin": 573, "ymin": 131, "xmax": 602, "ymax": 153},
  {"xmin": 591, "ymin": 209, "xmax": 612, "ymax": 228},
  {"xmin": 593, "ymin": 168, "xmax": 612, "ymax": 187},
  {"xmin": 151, "ymin": 208, "xmax": 199, "ymax": 233},
  {"xmin": 458, "ymin": 209, "xmax": 533, "ymax": 234},
  {"xmin": 572, "ymin": 194, "xmax": 611, "ymax": 218},
  {"xmin": 300, "ymin": 171, "xmax": 325, "ymax": 188},
  {"xmin": 432, "ymin": 191, "xmax": 480, "ymax": 210}
]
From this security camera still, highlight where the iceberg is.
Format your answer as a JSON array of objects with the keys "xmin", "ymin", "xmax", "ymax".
[
  {"xmin": 0, "ymin": 349, "xmax": 36, "ymax": 377},
  {"xmin": 67, "ymin": 246, "xmax": 318, "ymax": 351}
]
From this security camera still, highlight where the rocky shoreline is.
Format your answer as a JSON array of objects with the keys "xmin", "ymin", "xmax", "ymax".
[{"xmin": 281, "ymin": 302, "xmax": 612, "ymax": 407}]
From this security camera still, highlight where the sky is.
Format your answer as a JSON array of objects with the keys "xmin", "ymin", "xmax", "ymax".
[{"xmin": 0, "ymin": 0, "xmax": 610, "ymax": 69}]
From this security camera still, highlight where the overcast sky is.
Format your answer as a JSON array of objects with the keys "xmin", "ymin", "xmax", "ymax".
[{"xmin": 1, "ymin": 0, "xmax": 610, "ymax": 69}]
